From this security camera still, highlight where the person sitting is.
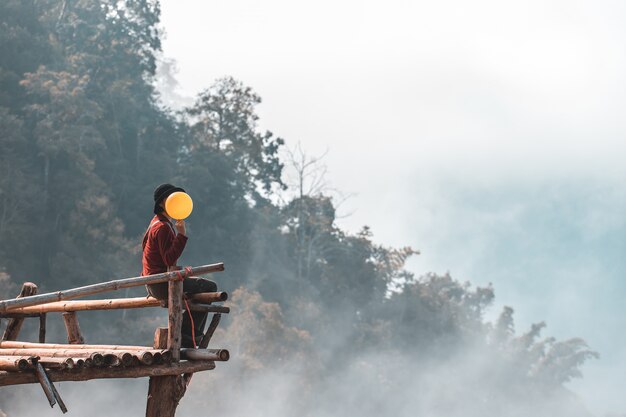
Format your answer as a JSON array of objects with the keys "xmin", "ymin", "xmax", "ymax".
[{"xmin": 141, "ymin": 183, "xmax": 216, "ymax": 348}]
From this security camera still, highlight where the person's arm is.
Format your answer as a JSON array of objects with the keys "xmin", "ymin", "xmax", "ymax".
[
  {"xmin": 174, "ymin": 220, "xmax": 186, "ymax": 237},
  {"xmin": 155, "ymin": 223, "xmax": 188, "ymax": 267}
]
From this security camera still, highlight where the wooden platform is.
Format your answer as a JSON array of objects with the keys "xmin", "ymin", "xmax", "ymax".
[{"xmin": 0, "ymin": 263, "xmax": 229, "ymax": 416}]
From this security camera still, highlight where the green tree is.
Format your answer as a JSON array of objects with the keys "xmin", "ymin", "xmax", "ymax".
[
  {"xmin": 20, "ymin": 68, "xmax": 131, "ymax": 286},
  {"xmin": 186, "ymin": 76, "xmax": 285, "ymax": 196}
]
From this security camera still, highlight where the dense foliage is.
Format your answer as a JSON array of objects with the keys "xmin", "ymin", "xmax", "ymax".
[{"xmin": 0, "ymin": 1, "xmax": 597, "ymax": 416}]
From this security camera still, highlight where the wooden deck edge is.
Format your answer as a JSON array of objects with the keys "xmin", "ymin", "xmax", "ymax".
[{"xmin": 0, "ymin": 360, "xmax": 216, "ymax": 387}]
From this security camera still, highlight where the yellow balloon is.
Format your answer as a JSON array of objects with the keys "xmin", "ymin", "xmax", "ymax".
[{"xmin": 165, "ymin": 192, "xmax": 193, "ymax": 220}]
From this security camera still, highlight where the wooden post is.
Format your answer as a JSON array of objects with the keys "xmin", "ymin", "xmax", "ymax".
[
  {"xmin": 153, "ymin": 328, "xmax": 168, "ymax": 350},
  {"xmin": 167, "ymin": 279, "xmax": 183, "ymax": 361},
  {"xmin": 62, "ymin": 312, "xmax": 84, "ymax": 344},
  {"xmin": 146, "ymin": 325, "xmax": 186, "ymax": 417},
  {"xmin": 2, "ymin": 282, "xmax": 37, "ymax": 341},
  {"xmin": 145, "ymin": 272, "xmax": 185, "ymax": 417},
  {"xmin": 39, "ymin": 313, "xmax": 47, "ymax": 343}
]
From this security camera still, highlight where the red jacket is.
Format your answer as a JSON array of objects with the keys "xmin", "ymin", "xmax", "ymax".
[{"xmin": 142, "ymin": 214, "xmax": 188, "ymax": 276}]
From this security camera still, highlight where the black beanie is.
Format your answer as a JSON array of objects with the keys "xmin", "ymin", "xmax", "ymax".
[{"xmin": 153, "ymin": 183, "xmax": 185, "ymax": 214}]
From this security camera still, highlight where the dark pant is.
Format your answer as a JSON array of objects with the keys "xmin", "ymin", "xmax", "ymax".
[{"xmin": 146, "ymin": 277, "xmax": 218, "ymax": 348}]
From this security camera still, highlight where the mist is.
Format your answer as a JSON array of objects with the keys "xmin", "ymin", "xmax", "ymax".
[
  {"xmin": 157, "ymin": 0, "xmax": 626, "ymax": 414},
  {"xmin": 0, "ymin": 283, "xmax": 600, "ymax": 417}
]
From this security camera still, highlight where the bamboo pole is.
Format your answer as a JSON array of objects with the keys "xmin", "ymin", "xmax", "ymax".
[
  {"xmin": 0, "ymin": 340, "xmax": 169, "ymax": 353},
  {"xmin": 0, "ymin": 350, "xmax": 105, "ymax": 367},
  {"xmin": 0, "ymin": 263, "xmax": 225, "ymax": 312},
  {"xmin": 0, "ymin": 348, "xmax": 167, "ymax": 367},
  {"xmin": 37, "ymin": 357, "xmax": 75, "ymax": 370},
  {"xmin": 199, "ymin": 314, "xmax": 221, "ymax": 349},
  {"xmin": 0, "ymin": 357, "xmax": 30, "ymax": 371},
  {"xmin": 180, "ymin": 348, "xmax": 229, "ymax": 362},
  {"xmin": 32, "ymin": 359, "xmax": 68, "ymax": 413},
  {"xmin": 161, "ymin": 350, "xmax": 172, "ymax": 363},
  {"xmin": 33, "ymin": 360, "xmax": 57, "ymax": 409},
  {"xmin": 189, "ymin": 292, "xmax": 228, "ymax": 303},
  {"xmin": 0, "ymin": 293, "xmax": 229, "ymax": 316},
  {"xmin": 0, "ymin": 360, "xmax": 216, "ymax": 387},
  {"xmin": 187, "ymin": 304, "xmax": 230, "ymax": 314},
  {"xmin": 4, "ymin": 297, "xmax": 162, "ymax": 314},
  {"xmin": 110, "ymin": 351, "xmax": 135, "ymax": 367},
  {"xmin": 0, "ymin": 348, "xmax": 104, "ymax": 358},
  {"xmin": 103, "ymin": 354, "xmax": 120, "ymax": 367},
  {"xmin": 0, "ymin": 356, "xmax": 77, "ymax": 371},
  {"xmin": 134, "ymin": 351, "xmax": 154, "ymax": 365}
]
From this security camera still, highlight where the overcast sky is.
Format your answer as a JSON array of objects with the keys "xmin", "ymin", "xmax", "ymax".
[{"xmin": 158, "ymin": 0, "xmax": 626, "ymax": 413}]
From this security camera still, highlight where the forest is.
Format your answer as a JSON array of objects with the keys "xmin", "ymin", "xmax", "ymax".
[{"xmin": 0, "ymin": 1, "xmax": 598, "ymax": 416}]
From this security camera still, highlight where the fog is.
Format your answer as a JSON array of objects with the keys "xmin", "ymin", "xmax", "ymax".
[
  {"xmin": 158, "ymin": 0, "xmax": 626, "ymax": 414},
  {"xmin": 0, "ymin": 296, "xmax": 599, "ymax": 417}
]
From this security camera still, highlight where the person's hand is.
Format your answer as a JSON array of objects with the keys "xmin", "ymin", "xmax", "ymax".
[{"xmin": 175, "ymin": 220, "xmax": 186, "ymax": 236}]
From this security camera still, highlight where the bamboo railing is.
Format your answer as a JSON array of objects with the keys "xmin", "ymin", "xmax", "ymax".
[{"xmin": 0, "ymin": 263, "xmax": 224, "ymax": 312}]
